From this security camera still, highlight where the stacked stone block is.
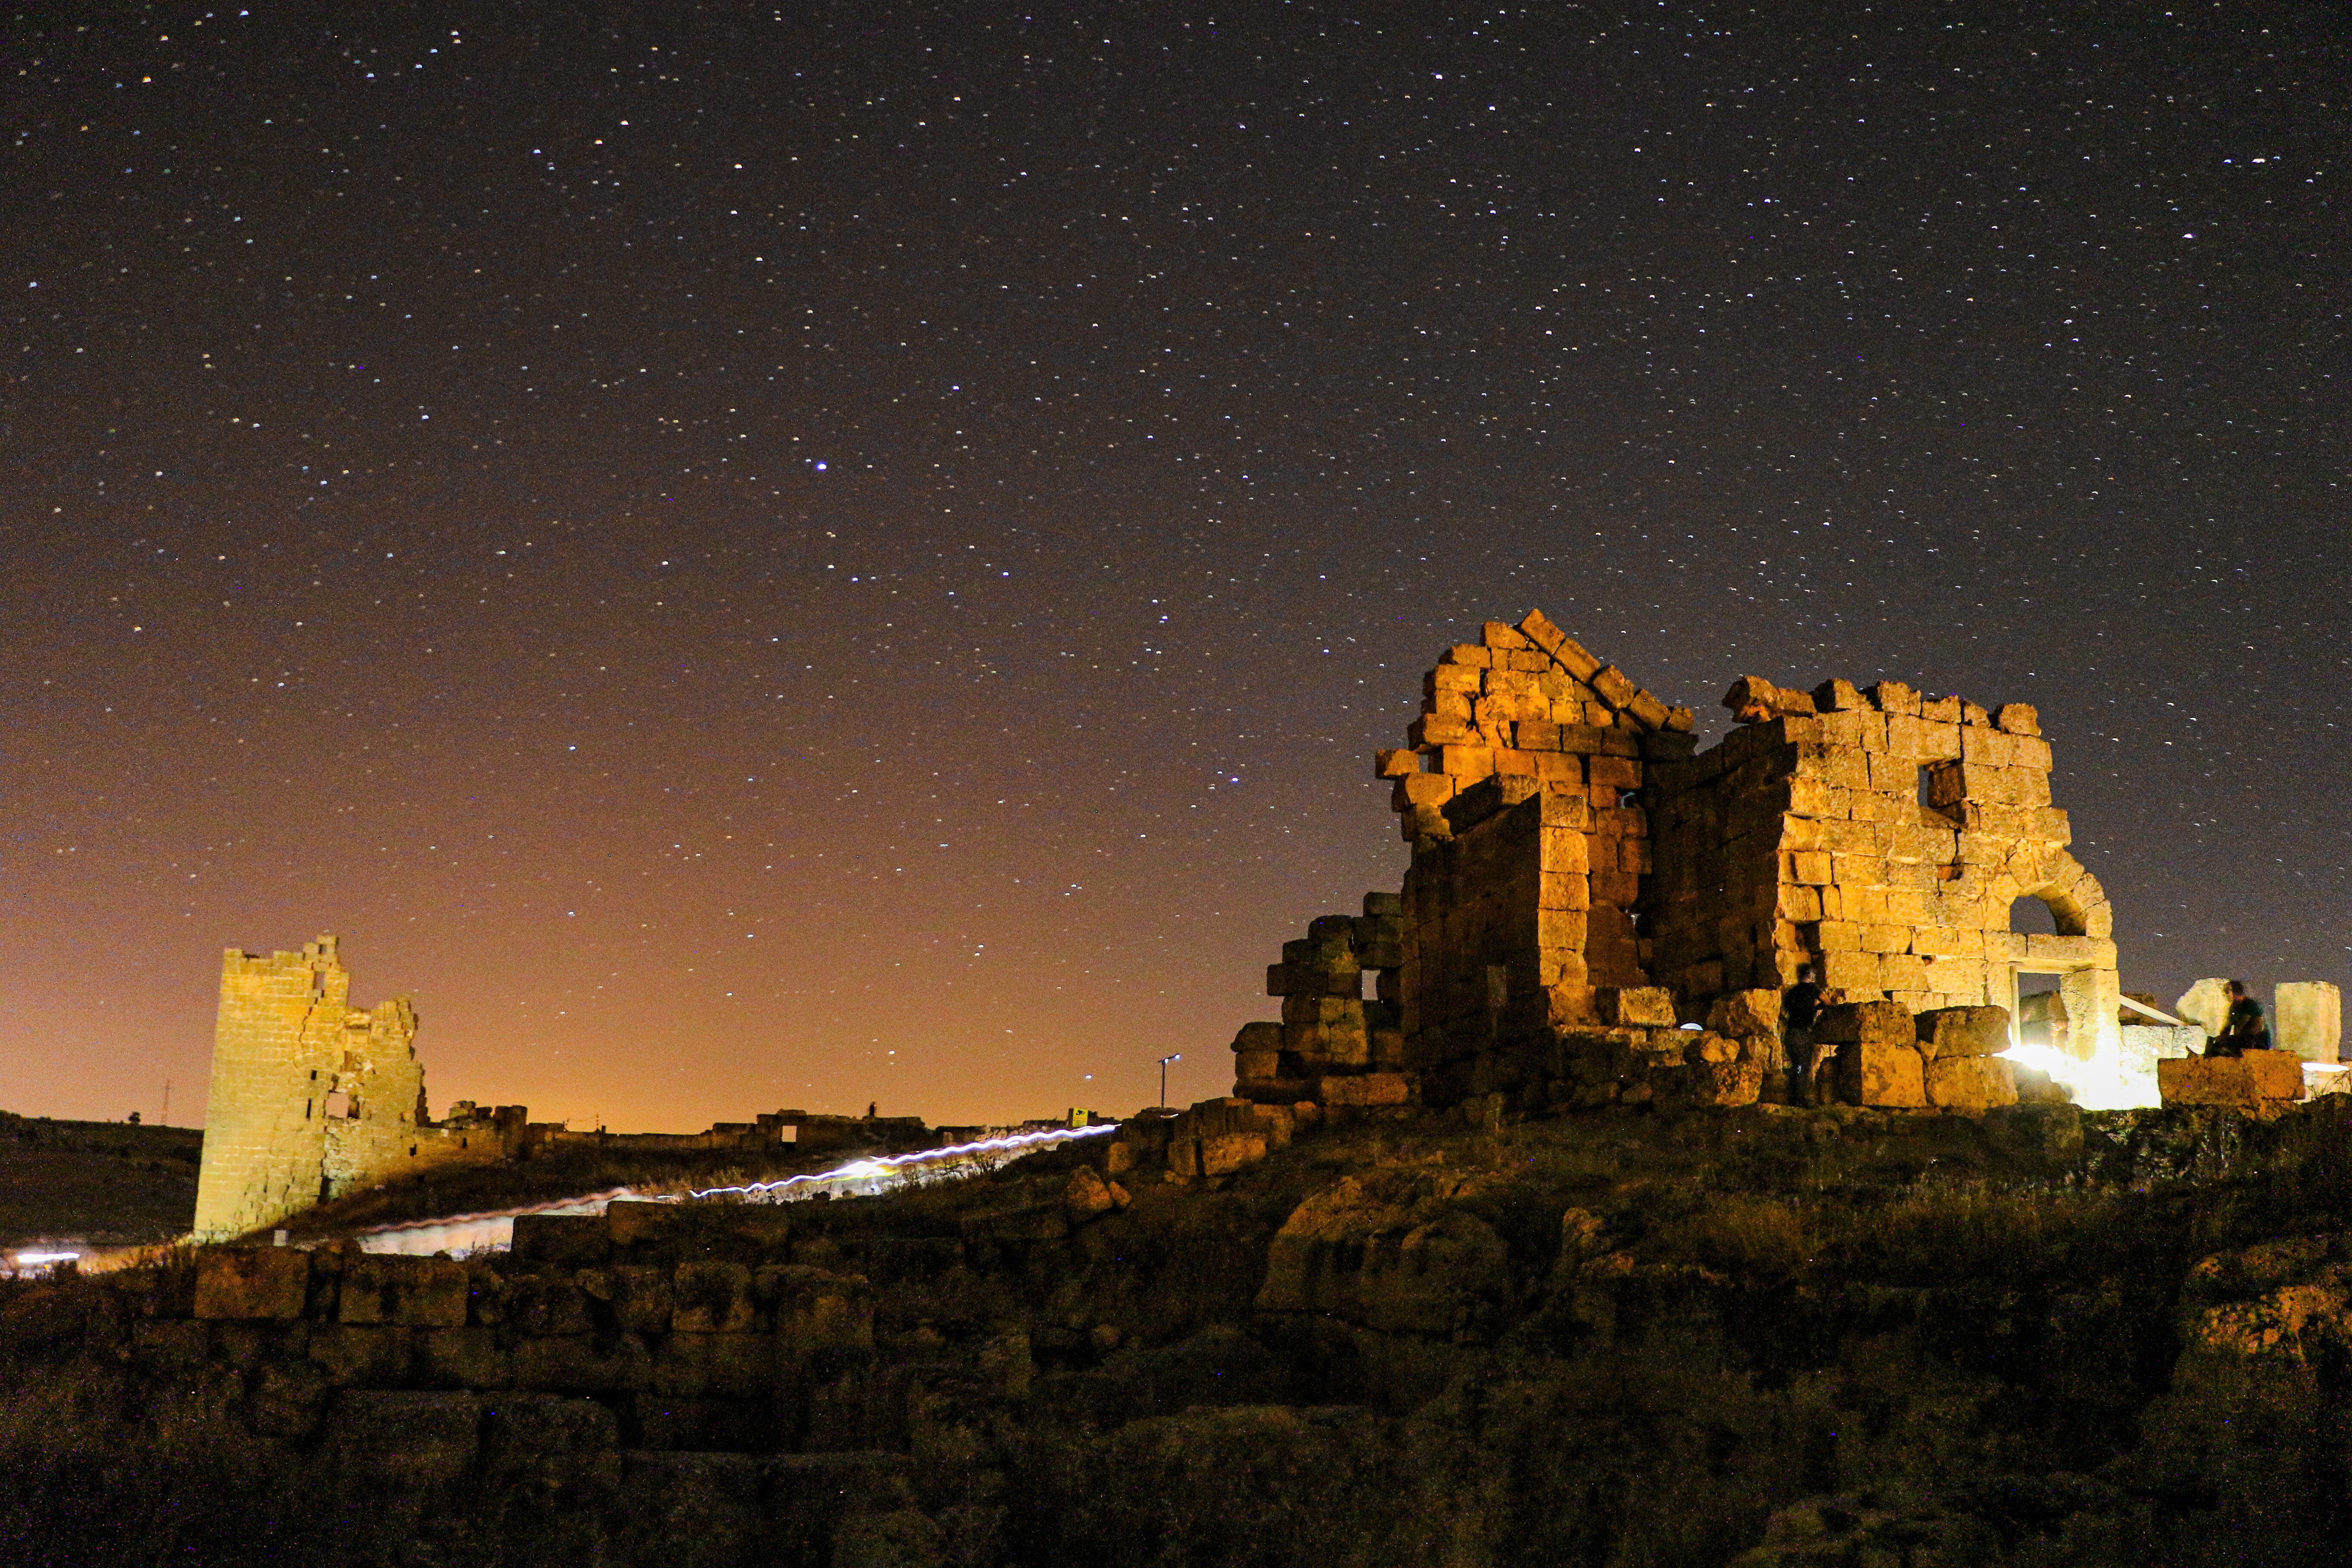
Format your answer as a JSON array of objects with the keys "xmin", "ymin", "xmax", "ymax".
[
  {"xmin": 1231, "ymin": 893, "xmax": 1411, "ymax": 1112},
  {"xmin": 1811, "ymin": 1000, "xmax": 2020, "ymax": 1112}
]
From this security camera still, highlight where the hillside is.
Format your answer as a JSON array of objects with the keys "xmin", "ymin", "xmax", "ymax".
[
  {"xmin": 2, "ymin": 1097, "xmax": 2349, "ymax": 1565},
  {"xmin": 0, "ymin": 1113, "xmax": 202, "ymax": 1250}
]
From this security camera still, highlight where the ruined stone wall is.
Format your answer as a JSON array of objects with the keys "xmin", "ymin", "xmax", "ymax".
[
  {"xmin": 1645, "ymin": 675, "xmax": 2119, "ymax": 1063},
  {"xmin": 195, "ymin": 936, "xmax": 515, "ymax": 1241},
  {"xmin": 1378, "ymin": 611, "xmax": 1692, "ymax": 1016},
  {"xmin": 1225, "ymin": 609, "xmax": 2124, "ymax": 1113}
]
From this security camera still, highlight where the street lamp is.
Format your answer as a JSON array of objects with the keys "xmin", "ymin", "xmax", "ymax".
[{"xmin": 1158, "ymin": 1053, "xmax": 1182, "ymax": 1111}]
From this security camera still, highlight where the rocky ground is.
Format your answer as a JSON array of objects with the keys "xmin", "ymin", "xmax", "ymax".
[{"xmin": 3, "ymin": 1096, "xmax": 2350, "ymax": 1566}]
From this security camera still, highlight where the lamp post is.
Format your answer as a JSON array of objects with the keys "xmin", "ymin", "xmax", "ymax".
[{"xmin": 1158, "ymin": 1053, "xmax": 1182, "ymax": 1111}]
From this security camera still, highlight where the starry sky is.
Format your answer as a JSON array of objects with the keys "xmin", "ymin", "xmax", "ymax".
[{"xmin": 3, "ymin": 2, "xmax": 2343, "ymax": 1131}]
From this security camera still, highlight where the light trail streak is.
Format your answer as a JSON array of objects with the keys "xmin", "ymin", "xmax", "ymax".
[{"xmin": 355, "ymin": 1122, "xmax": 1118, "ymax": 1257}]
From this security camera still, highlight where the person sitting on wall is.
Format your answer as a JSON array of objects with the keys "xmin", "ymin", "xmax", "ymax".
[
  {"xmin": 2208, "ymin": 980, "xmax": 2271, "ymax": 1058},
  {"xmin": 1783, "ymin": 963, "xmax": 1825, "ymax": 1106}
]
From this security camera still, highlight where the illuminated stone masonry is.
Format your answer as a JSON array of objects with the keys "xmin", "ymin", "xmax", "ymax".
[
  {"xmin": 192, "ymin": 937, "xmax": 524, "ymax": 1242},
  {"xmin": 1226, "ymin": 609, "xmax": 2141, "ymax": 1119}
]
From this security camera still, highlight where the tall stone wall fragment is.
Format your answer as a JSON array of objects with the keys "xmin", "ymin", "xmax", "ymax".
[
  {"xmin": 193, "ymin": 935, "xmax": 518, "ymax": 1242},
  {"xmin": 2275, "ymin": 982, "xmax": 2342, "ymax": 1063}
]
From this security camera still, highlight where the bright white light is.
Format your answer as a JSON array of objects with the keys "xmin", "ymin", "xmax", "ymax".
[{"xmin": 2000, "ymin": 1041, "xmax": 2159, "ymax": 1111}]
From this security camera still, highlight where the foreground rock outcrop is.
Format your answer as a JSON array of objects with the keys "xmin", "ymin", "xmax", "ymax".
[{"xmin": 8, "ymin": 1097, "xmax": 2352, "ymax": 1566}]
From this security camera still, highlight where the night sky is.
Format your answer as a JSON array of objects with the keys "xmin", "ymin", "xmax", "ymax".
[{"xmin": 3, "ymin": 3, "xmax": 2343, "ymax": 1132}]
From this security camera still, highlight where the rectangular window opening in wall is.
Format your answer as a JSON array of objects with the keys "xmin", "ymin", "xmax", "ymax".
[
  {"xmin": 1362, "ymin": 969, "xmax": 1379, "ymax": 1001},
  {"xmin": 2014, "ymin": 970, "xmax": 2070, "ymax": 1052},
  {"xmin": 1919, "ymin": 762, "xmax": 1964, "ymax": 825},
  {"xmin": 322, "ymin": 1090, "xmax": 352, "ymax": 1119}
]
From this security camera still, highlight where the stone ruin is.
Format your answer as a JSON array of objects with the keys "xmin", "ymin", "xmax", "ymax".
[
  {"xmin": 192, "ymin": 937, "xmax": 938, "ymax": 1242},
  {"xmin": 1215, "ymin": 608, "xmax": 2180, "ymax": 1130},
  {"xmin": 193, "ymin": 937, "xmax": 528, "ymax": 1241}
]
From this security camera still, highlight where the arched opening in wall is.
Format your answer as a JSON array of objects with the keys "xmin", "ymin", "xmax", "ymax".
[{"xmin": 2009, "ymin": 897, "xmax": 2059, "ymax": 937}]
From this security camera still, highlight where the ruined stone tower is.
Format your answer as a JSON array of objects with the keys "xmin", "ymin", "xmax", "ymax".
[{"xmin": 193, "ymin": 936, "xmax": 514, "ymax": 1241}]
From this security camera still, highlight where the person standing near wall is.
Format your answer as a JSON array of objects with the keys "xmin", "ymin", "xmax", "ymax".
[
  {"xmin": 1783, "ymin": 963, "xmax": 1825, "ymax": 1106},
  {"xmin": 2208, "ymin": 980, "xmax": 2271, "ymax": 1058}
]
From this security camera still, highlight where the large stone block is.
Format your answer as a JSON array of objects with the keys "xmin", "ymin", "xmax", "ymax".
[
  {"xmin": 1833, "ymin": 1039, "xmax": 1927, "ymax": 1107},
  {"xmin": 1815, "ymin": 999, "xmax": 1914, "ymax": 1047},
  {"xmin": 511, "ymin": 1213, "xmax": 610, "ymax": 1269},
  {"xmin": 1597, "ymin": 987, "xmax": 1678, "ymax": 1026},
  {"xmin": 511, "ymin": 1332, "xmax": 653, "ymax": 1393},
  {"xmin": 766, "ymin": 1266, "xmax": 875, "ymax": 1360},
  {"xmin": 1318, "ymin": 1072, "xmax": 1415, "ymax": 1108},
  {"xmin": 1705, "ymin": 989, "xmax": 1782, "ymax": 1038},
  {"xmin": 194, "ymin": 1246, "xmax": 310, "ymax": 1321},
  {"xmin": 2159, "ymin": 1050, "xmax": 2304, "ymax": 1116},
  {"xmin": 340, "ymin": 1254, "xmax": 469, "ymax": 1328},
  {"xmin": 2275, "ymin": 982, "xmax": 2342, "ymax": 1063},
  {"xmin": 672, "ymin": 1261, "xmax": 756, "ymax": 1334},
  {"xmin": 1924, "ymin": 1054, "xmax": 2017, "ymax": 1113},
  {"xmin": 1914, "ymin": 1006, "xmax": 2010, "ymax": 1060},
  {"xmin": 327, "ymin": 1390, "xmax": 481, "ymax": 1487},
  {"xmin": 2118, "ymin": 1026, "xmax": 2203, "ymax": 1078},
  {"xmin": 2175, "ymin": 978, "xmax": 2232, "ymax": 1039}
]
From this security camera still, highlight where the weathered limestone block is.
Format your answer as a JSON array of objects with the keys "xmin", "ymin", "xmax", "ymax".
[
  {"xmin": 337, "ymin": 1253, "xmax": 468, "ymax": 1328},
  {"xmin": 309, "ymin": 1323, "xmax": 417, "ymax": 1387},
  {"xmin": 1319, "ymin": 1071, "xmax": 1415, "ymax": 1108},
  {"xmin": 2175, "ymin": 978, "xmax": 2232, "ymax": 1039},
  {"xmin": 1914, "ymin": 1006, "xmax": 2010, "ymax": 1060},
  {"xmin": 672, "ymin": 1261, "xmax": 756, "ymax": 1334},
  {"xmin": 327, "ymin": 1390, "xmax": 481, "ymax": 1487},
  {"xmin": 512, "ymin": 1332, "xmax": 653, "ymax": 1393},
  {"xmin": 604, "ymin": 1200, "xmax": 676, "ymax": 1251},
  {"xmin": 1597, "ymin": 986, "xmax": 1678, "ymax": 1026},
  {"xmin": 766, "ymin": 1266, "xmax": 875, "ymax": 1360},
  {"xmin": 653, "ymin": 1332, "xmax": 774, "ymax": 1400},
  {"xmin": 2118, "ymin": 1025, "xmax": 2204, "ymax": 1078},
  {"xmin": 1815, "ymin": 999, "xmax": 1915, "ymax": 1047},
  {"xmin": 481, "ymin": 1393, "xmax": 622, "ymax": 1493},
  {"xmin": 1924, "ymin": 1054, "xmax": 2018, "ymax": 1113},
  {"xmin": 1833, "ymin": 1039, "xmax": 1928, "ymax": 1107},
  {"xmin": 1654, "ymin": 1060, "xmax": 1765, "ymax": 1109},
  {"xmin": 507, "ymin": 1274, "xmax": 595, "ymax": 1337},
  {"xmin": 512, "ymin": 1213, "xmax": 610, "ymax": 1270},
  {"xmin": 2159, "ymin": 1051, "xmax": 2305, "ymax": 1116},
  {"xmin": 2275, "ymin": 982, "xmax": 2342, "ymax": 1063},
  {"xmin": 193, "ymin": 1246, "xmax": 310, "ymax": 1321},
  {"xmin": 1256, "ymin": 1179, "xmax": 1512, "ymax": 1339}
]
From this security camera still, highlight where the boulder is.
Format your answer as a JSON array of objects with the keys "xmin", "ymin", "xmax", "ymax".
[
  {"xmin": 1063, "ymin": 1166, "xmax": 1128, "ymax": 1222},
  {"xmin": 1914, "ymin": 1006, "xmax": 2009, "ymax": 1060}
]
